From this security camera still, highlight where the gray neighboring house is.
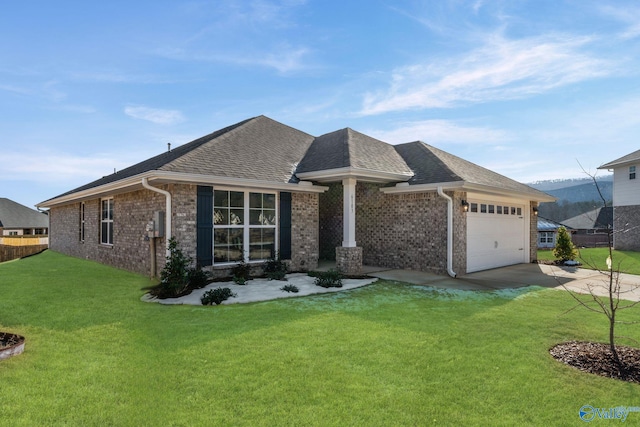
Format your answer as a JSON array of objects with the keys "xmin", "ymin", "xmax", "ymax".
[
  {"xmin": 0, "ymin": 198, "xmax": 49, "ymax": 240},
  {"xmin": 537, "ymin": 216, "xmax": 564, "ymax": 249},
  {"xmin": 561, "ymin": 207, "xmax": 612, "ymax": 247},
  {"xmin": 37, "ymin": 116, "xmax": 554, "ymax": 277},
  {"xmin": 599, "ymin": 150, "xmax": 640, "ymax": 250}
]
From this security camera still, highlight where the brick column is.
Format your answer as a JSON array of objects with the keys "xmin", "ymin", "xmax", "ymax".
[{"xmin": 336, "ymin": 246, "xmax": 362, "ymax": 276}]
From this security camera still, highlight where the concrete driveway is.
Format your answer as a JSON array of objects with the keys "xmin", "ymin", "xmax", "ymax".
[{"xmin": 367, "ymin": 263, "xmax": 640, "ymax": 302}]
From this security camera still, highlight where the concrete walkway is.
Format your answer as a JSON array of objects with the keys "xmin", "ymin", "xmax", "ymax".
[
  {"xmin": 367, "ymin": 263, "xmax": 640, "ymax": 302},
  {"xmin": 143, "ymin": 263, "xmax": 640, "ymax": 306}
]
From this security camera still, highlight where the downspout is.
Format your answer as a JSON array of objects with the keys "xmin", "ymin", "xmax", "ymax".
[
  {"xmin": 142, "ymin": 178, "xmax": 172, "ymax": 257},
  {"xmin": 437, "ymin": 186, "xmax": 457, "ymax": 278}
]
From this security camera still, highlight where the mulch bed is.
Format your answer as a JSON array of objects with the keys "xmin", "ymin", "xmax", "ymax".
[{"xmin": 550, "ymin": 341, "xmax": 640, "ymax": 383}]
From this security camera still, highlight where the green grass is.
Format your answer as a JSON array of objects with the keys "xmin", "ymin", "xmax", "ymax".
[
  {"xmin": 538, "ymin": 248, "xmax": 640, "ymax": 275},
  {"xmin": 1, "ymin": 251, "xmax": 639, "ymax": 426}
]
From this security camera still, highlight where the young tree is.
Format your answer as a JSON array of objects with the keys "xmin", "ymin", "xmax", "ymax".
[
  {"xmin": 553, "ymin": 226, "xmax": 577, "ymax": 262},
  {"xmin": 562, "ymin": 167, "xmax": 640, "ymax": 373}
]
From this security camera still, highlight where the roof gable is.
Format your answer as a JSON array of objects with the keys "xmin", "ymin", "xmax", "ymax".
[
  {"xmin": 0, "ymin": 198, "xmax": 48, "ymax": 228},
  {"xmin": 296, "ymin": 128, "xmax": 412, "ymax": 177}
]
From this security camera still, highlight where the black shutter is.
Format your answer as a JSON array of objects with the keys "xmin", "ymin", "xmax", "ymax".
[
  {"xmin": 197, "ymin": 186, "xmax": 213, "ymax": 267},
  {"xmin": 279, "ymin": 192, "xmax": 292, "ymax": 259}
]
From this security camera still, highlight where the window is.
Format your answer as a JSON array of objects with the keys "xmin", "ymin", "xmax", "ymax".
[
  {"xmin": 101, "ymin": 198, "xmax": 114, "ymax": 245},
  {"xmin": 503, "ymin": 206, "xmax": 509, "ymax": 215},
  {"xmin": 480, "ymin": 204, "xmax": 487, "ymax": 213},
  {"xmin": 630, "ymin": 165, "xmax": 636, "ymax": 180},
  {"xmin": 496, "ymin": 206, "xmax": 503, "ymax": 214},
  {"xmin": 539, "ymin": 232, "xmax": 554, "ymax": 244},
  {"xmin": 213, "ymin": 190, "xmax": 276, "ymax": 263},
  {"xmin": 79, "ymin": 202, "xmax": 85, "ymax": 242},
  {"xmin": 488, "ymin": 204, "xmax": 495, "ymax": 214},
  {"xmin": 470, "ymin": 203, "xmax": 478, "ymax": 213}
]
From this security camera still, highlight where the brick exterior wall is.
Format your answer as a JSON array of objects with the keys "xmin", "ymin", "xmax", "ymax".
[
  {"xmin": 355, "ymin": 183, "xmax": 466, "ymax": 275},
  {"xmin": 530, "ymin": 202, "xmax": 539, "ymax": 262},
  {"xmin": 318, "ymin": 182, "xmax": 467, "ymax": 275},
  {"xmin": 49, "ymin": 184, "xmax": 320, "ymax": 277},
  {"xmin": 290, "ymin": 192, "xmax": 319, "ymax": 271},
  {"xmin": 49, "ymin": 186, "xmax": 176, "ymax": 276},
  {"xmin": 318, "ymin": 182, "xmax": 343, "ymax": 260},
  {"xmin": 613, "ymin": 205, "xmax": 640, "ymax": 250}
]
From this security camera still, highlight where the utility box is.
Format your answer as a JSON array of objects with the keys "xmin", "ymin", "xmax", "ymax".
[{"xmin": 153, "ymin": 211, "xmax": 165, "ymax": 237}]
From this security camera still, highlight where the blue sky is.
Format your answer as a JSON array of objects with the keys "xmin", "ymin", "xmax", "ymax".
[{"xmin": 2, "ymin": 0, "xmax": 639, "ymax": 209}]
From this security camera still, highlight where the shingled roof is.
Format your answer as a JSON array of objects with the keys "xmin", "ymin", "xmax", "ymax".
[
  {"xmin": 297, "ymin": 128, "xmax": 413, "ymax": 176},
  {"xmin": 0, "ymin": 198, "xmax": 48, "ymax": 229},
  {"xmin": 562, "ymin": 207, "xmax": 613, "ymax": 231},
  {"xmin": 42, "ymin": 116, "xmax": 315, "ymax": 204},
  {"xmin": 394, "ymin": 141, "xmax": 553, "ymax": 200},
  {"xmin": 39, "ymin": 115, "xmax": 553, "ymax": 207},
  {"xmin": 599, "ymin": 149, "xmax": 640, "ymax": 169}
]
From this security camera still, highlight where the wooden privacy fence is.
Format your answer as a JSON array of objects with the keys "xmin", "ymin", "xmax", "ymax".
[
  {"xmin": 0, "ymin": 245, "xmax": 48, "ymax": 263},
  {"xmin": 572, "ymin": 234, "xmax": 610, "ymax": 248}
]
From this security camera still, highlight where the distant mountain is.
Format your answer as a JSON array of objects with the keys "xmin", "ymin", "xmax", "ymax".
[
  {"xmin": 528, "ymin": 175, "xmax": 613, "ymax": 192},
  {"xmin": 528, "ymin": 176, "xmax": 613, "ymax": 222}
]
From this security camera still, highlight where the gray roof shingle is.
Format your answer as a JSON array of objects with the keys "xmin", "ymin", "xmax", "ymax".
[
  {"xmin": 394, "ymin": 141, "xmax": 553, "ymax": 199},
  {"xmin": 599, "ymin": 149, "xmax": 640, "ymax": 169},
  {"xmin": 296, "ymin": 128, "xmax": 413, "ymax": 176},
  {"xmin": 44, "ymin": 116, "xmax": 315, "ymax": 203},
  {"xmin": 562, "ymin": 207, "xmax": 612, "ymax": 230},
  {"xmin": 0, "ymin": 198, "xmax": 49, "ymax": 228}
]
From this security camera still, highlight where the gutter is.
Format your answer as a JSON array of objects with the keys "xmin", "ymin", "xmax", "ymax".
[
  {"xmin": 437, "ymin": 186, "xmax": 457, "ymax": 278},
  {"xmin": 142, "ymin": 178, "xmax": 172, "ymax": 257}
]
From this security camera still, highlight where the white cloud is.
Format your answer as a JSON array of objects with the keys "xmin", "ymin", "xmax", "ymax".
[
  {"xmin": 366, "ymin": 119, "xmax": 509, "ymax": 145},
  {"xmin": 360, "ymin": 33, "xmax": 612, "ymax": 115},
  {"xmin": 124, "ymin": 105, "xmax": 185, "ymax": 125}
]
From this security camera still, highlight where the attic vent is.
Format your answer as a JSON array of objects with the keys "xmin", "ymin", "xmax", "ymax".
[{"xmin": 168, "ymin": 143, "xmax": 172, "ymax": 152}]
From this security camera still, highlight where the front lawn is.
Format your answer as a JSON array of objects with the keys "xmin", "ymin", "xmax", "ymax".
[
  {"xmin": 1, "ymin": 251, "xmax": 639, "ymax": 426},
  {"xmin": 538, "ymin": 248, "xmax": 640, "ymax": 275}
]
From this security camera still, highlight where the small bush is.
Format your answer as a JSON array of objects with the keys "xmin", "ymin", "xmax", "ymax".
[
  {"xmin": 152, "ymin": 237, "xmax": 210, "ymax": 298},
  {"xmin": 188, "ymin": 268, "xmax": 211, "ymax": 289},
  {"xmin": 264, "ymin": 252, "xmax": 288, "ymax": 281},
  {"xmin": 232, "ymin": 258, "xmax": 251, "ymax": 285},
  {"xmin": 314, "ymin": 269, "xmax": 343, "ymax": 288},
  {"xmin": 280, "ymin": 284, "xmax": 299, "ymax": 293},
  {"xmin": 201, "ymin": 287, "xmax": 237, "ymax": 305}
]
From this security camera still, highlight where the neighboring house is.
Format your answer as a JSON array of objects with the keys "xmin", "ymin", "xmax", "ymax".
[
  {"xmin": 37, "ymin": 116, "xmax": 555, "ymax": 278},
  {"xmin": 537, "ymin": 216, "xmax": 564, "ymax": 249},
  {"xmin": 0, "ymin": 198, "xmax": 49, "ymax": 245},
  {"xmin": 561, "ymin": 207, "xmax": 612, "ymax": 247},
  {"xmin": 599, "ymin": 150, "xmax": 640, "ymax": 251}
]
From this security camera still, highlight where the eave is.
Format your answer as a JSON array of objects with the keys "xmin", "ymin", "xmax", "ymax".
[
  {"xmin": 37, "ymin": 170, "xmax": 329, "ymax": 209},
  {"xmin": 380, "ymin": 180, "xmax": 556, "ymax": 203},
  {"xmin": 296, "ymin": 167, "xmax": 413, "ymax": 183}
]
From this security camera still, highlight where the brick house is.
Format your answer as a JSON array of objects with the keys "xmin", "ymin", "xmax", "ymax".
[
  {"xmin": 38, "ymin": 116, "xmax": 554, "ymax": 277},
  {"xmin": 599, "ymin": 149, "xmax": 640, "ymax": 251}
]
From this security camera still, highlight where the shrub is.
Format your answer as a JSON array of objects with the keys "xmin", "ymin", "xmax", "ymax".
[
  {"xmin": 553, "ymin": 226, "xmax": 578, "ymax": 262},
  {"xmin": 201, "ymin": 287, "xmax": 237, "ymax": 305},
  {"xmin": 188, "ymin": 268, "xmax": 210, "ymax": 289},
  {"xmin": 232, "ymin": 258, "xmax": 251, "ymax": 285},
  {"xmin": 280, "ymin": 284, "xmax": 299, "ymax": 293},
  {"xmin": 264, "ymin": 252, "xmax": 288, "ymax": 281},
  {"xmin": 314, "ymin": 269, "xmax": 343, "ymax": 288},
  {"xmin": 151, "ymin": 237, "xmax": 211, "ymax": 298}
]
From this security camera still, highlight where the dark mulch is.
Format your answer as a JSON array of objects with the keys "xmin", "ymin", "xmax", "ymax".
[
  {"xmin": 550, "ymin": 341, "xmax": 640, "ymax": 383},
  {"xmin": 0, "ymin": 332, "xmax": 23, "ymax": 350}
]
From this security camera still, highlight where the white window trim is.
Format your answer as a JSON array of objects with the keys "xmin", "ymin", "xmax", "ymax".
[
  {"xmin": 100, "ymin": 198, "xmax": 114, "ymax": 246},
  {"xmin": 212, "ymin": 187, "xmax": 278, "ymax": 265}
]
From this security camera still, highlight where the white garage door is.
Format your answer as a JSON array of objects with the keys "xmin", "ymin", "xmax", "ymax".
[{"xmin": 466, "ymin": 201, "xmax": 527, "ymax": 273}]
